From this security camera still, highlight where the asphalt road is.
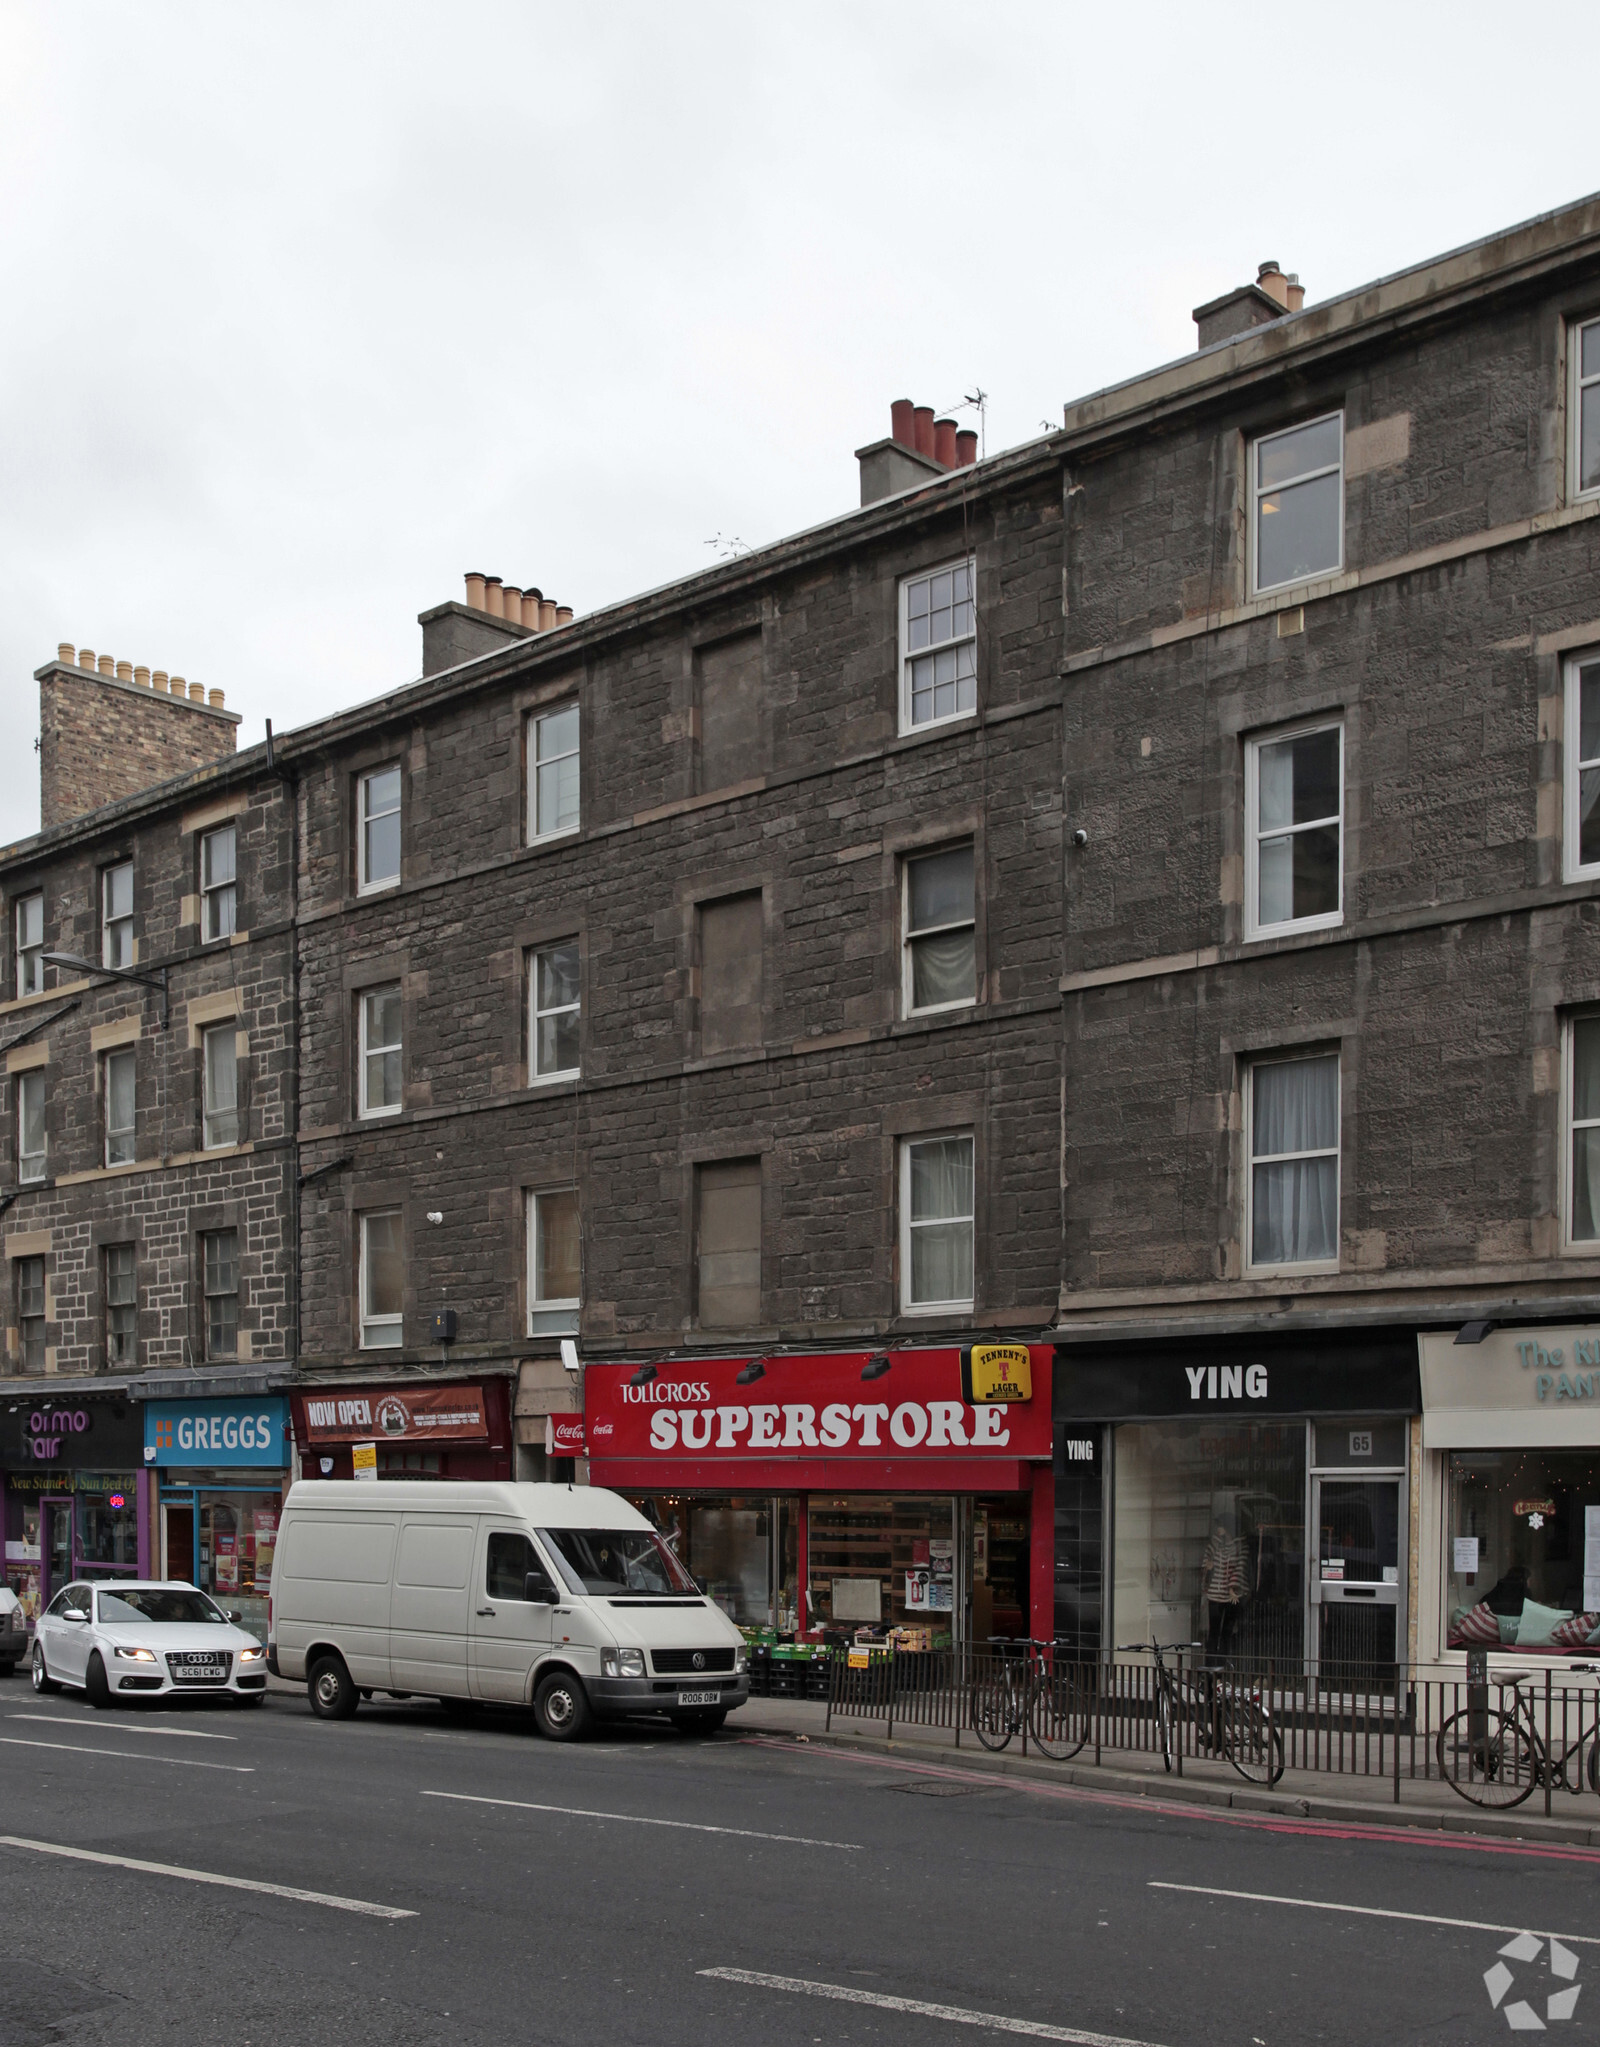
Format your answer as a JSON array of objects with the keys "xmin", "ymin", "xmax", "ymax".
[{"xmin": 0, "ymin": 1674, "xmax": 1595, "ymax": 2047}]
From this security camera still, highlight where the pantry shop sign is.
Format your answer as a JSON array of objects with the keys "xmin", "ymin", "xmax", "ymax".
[
  {"xmin": 584, "ymin": 1347, "xmax": 1053, "ymax": 1467},
  {"xmin": 294, "ymin": 1383, "xmax": 489, "ymax": 1445}
]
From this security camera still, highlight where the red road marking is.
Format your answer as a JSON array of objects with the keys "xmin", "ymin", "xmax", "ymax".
[{"xmin": 739, "ymin": 1735, "xmax": 1600, "ymax": 1866}]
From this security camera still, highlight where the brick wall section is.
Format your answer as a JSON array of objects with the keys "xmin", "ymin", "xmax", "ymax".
[{"xmin": 39, "ymin": 664, "xmax": 239, "ymax": 830}]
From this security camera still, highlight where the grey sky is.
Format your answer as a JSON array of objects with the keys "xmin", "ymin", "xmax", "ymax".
[{"xmin": 1, "ymin": 2, "xmax": 1591, "ymax": 845}]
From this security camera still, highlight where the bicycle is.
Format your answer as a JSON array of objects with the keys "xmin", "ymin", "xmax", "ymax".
[
  {"xmin": 1117, "ymin": 1639, "xmax": 1286, "ymax": 1788},
  {"xmin": 969, "ymin": 1637, "xmax": 1092, "ymax": 1761},
  {"xmin": 1436, "ymin": 1663, "xmax": 1600, "ymax": 1810}
]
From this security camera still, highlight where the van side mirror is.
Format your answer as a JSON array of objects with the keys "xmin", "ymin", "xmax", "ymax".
[{"xmin": 525, "ymin": 1573, "xmax": 558, "ymax": 1604}]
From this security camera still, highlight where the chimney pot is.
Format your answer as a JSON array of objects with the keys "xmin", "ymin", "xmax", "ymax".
[
  {"xmin": 955, "ymin": 428, "xmax": 978, "ymax": 467},
  {"xmin": 1256, "ymin": 260, "xmax": 1290, "ymax": 311},
  {"xmin": 170, "ymin": 675, "xmax": 186, "ymax": 696},
  {"xmin": 913, "ymin": 405, "xmax": 936, "ymax": 459},
  {"xmin": 97, "ymin": 654, "xmax": 115, "ymax": 677},
  {"xmin": 501, "ymin": 585, "xmax": 523, "ymax": 620},
  {"xmin": 134, "ymin": 665, "xmax": 150, "ymax": 688},
  {"xmin": 521, "ymin": 592, "xmax": 543, "ymax": 628},
  {"xmin": 933, "ymin": 418, "xmax": 958, "ymax": 468},
  {"xmin": 890, "ymin": 398, "xmax": 916, "ymax": 448},
  {"xmin": 152, "ymin": 670, "xmax": 168, "ymax": 693},
  {"xmin": 115, "ymin": 659, "xmax": 133, "ymax": 682},
  {"xmin": 78, "ymin": 648, "xmax": 95, "ymax": 672},
  {"xmin": 484, "ymin": 577, "xmax": 504, "ymax": 618},
  {"xmin": 1286, "ymin": 273, "xmax": 1305, "ymax": 312},
  {"xmin": 465, "ymin": 572, "xmax": 487, "ymax": 610},
  {"xmin": 555, "ymin": 605, "xmax": 573, "ymax": 627},
  {"xmin": 57, "ymin": 643, "xmax": 74, "ymax": 667},
  {"xmin": 208, "ymin": 688, "xmax": 224, "ymax": 708},
  {"xmin": 538, "ymin": 599, "xmax": 557, "ymax": 631},
  {"xmin": 188, "ymin": 681, "xmax": 204, "ymax": 702}
]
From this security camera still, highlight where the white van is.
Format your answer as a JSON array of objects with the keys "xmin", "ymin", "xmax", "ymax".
[{"xmin": 267, "ymin": 1481, "xmax": 748, "ymax": 1739}]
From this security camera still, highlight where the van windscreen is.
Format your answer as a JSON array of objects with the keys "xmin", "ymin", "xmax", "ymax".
[{"xmin": 540, "ymin": 1528, "xmax": 697, "ymax": 1598}]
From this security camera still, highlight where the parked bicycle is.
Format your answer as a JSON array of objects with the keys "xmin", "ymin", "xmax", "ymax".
[
  {"xmin": 1436, "ymin": 1663, "xmax": 1600, "ymax": 1810},
  {"xmin": 1117, "ymin": 1639, "xmax": 1285, "ymax": 1788},
  {"xmin": 969, "ymin": 1638, "xmax": 1092, "ymax": 1761}
]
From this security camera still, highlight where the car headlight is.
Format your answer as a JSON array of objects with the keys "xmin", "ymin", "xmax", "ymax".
[
  {"xmin": 236, "ymin": 1645, "xmax": 265, "ymax": 1663},
  {"xmin": 113, "ymin": 1646, "xmax": 157, "ymax": 1662},
  {"xmin": 618, "ymin": 1647, "xmax": 645, "ymax": 1678},
  {"xmin": 735, "ymin": 1647, "xmax": 748, "ymax": 1673}
]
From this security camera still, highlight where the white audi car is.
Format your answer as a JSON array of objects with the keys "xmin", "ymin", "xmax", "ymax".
[{"xmin": 32, "ymin": 1581, "xmax": 268, "ymax": 1708}]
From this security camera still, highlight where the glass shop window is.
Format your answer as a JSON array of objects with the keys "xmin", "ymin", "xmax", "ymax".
[
  {"xmin": 1446, "ymin": 1449, "xmax": 1600, "ymax": 1650},
  {"xmin": 807, "ymin": 1495, "xmax": 955, "ymax": 1641}
]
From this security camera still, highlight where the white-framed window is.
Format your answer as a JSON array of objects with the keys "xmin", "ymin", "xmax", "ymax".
[
  {"xmin": 1564, "ymin": 652, "xmax": 1600, "ymax": 882},
  {"xmin": 1571, "ymin": 315, "xmax": 1600, "ymax": 503},
  {"xmin": 899, "ymin": 1131, "xmax": 974, "ymax": 1314},
  {"xmin": 14, "ymin": 894, "xmax": 42, "ymax": 998},
  {"xmin": 104, "ymin": 1047, "xmax": 136, "ymax": 1167},
  {"xmin": 201, "ymin": 825, "xmax": 237, "ymax": 941},
  {"xmin": 527, "ymin": 1188, "xmax": 580, "ymax": 1336},
  {"xmin": 202, "ymin": 1024, "xmax": 239, "ymax": 1150},
  {"xmin": 1251, "ymin": 411, "xmax": 1343, "ymax": 596},
  {"xmin": 1565, "ymin": 1014, "xmax": 1600, "ymax": 1244},
  {"xmin": 201, "ymin": 1228, "xmax": 238, "ymax": 1361},
  {"xmin": 899, "ymin": 559, "xmax": 976, "ymax": 734},
  {"xmin": 1246, "ymin": 1052, "xmax": 1340, "ymax": 1271},
  {"xmin": 529, "ymin": 702, "xmax": 580, "ymax": 842},
  {"xmin": 357, "ymin": 765, "xmax": 402, "ymax": 894},
  {"xmin": 903, "ymin": 844, "xmax": 976, "ymax": 1014},
  {"xmin": 358, "ymin": 984, "xmax": 402, "ymax": 1119},
  {"xmin": 17, "ymin": 1070, "xmax": 45, "ymax": 1184},
  {"xmin": 102, "ymin": 861, "xmax": 133, "ymax": 970},
  {"xmin": 360, "ymin": 1209, "xmax": 403, "ymax": 1348},
  {"xmin": 1244, "ymin": 721, "xmax": 1343, "ymax": 939},
  {"xmin": 530, "ymin": 940, "xmax": 580, "ymax": 1082}
]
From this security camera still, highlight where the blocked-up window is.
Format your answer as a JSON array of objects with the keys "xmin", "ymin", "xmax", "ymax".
[
  {"xmin": 202, "ymin": 1025, "xmax": 239, "ymax": 1150},
  {"xmin": 697, "ymin": 633, "xmax": 762, "ymax": 791},
  {"xmin": 1248, "ymin": 1053, "xmax": 1340, "ymax": 1269},
  {"xmin": 104, "ymin": 1047, "xmax": 136, "ymax": 1166},
  {"xmin": 699, "ymin": 893, "xmax": 762, "ymax": 1055},
  {"xmin": 697, "ymin": 1157, "xmax": 761, "ymax": 1328},
  {"xmin": 202, "ymin": 1229, "xmax": 238, "ymax": 1361},
  {"xmin": 105, "ymin": 1243, "xmax": 137, "ymax": 1366},
  {"xmin": 17, "ymin": 1256, "xmax": 45, "ymax": 1373}
]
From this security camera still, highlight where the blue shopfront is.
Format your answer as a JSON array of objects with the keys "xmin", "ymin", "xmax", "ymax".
[{"xmin": 143, "ymin": 1397, "xmax": 290, "ymax": 1635}]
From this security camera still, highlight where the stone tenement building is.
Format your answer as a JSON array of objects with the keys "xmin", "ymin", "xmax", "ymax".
[{"xmin": 7, "ymin": 194, "xmax": 1600, "ymax": 1674}]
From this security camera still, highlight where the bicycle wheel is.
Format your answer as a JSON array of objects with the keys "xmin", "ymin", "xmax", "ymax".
[
  {"xmin": 1029, "ymin": 1665, "xmax": 1090, "ymax": 1762},
  {"xmin": 969, "ymin": 1673, "xmax": 1014, "ymax": 1752},
  {"xmin": 1223, "ymin": 1696, "xmax": 1284, "ymax": 1787},
  {"xmin": 1156, "ymin": 1682, "xmax": 1175, "ymax": 1772},
  {"xmin": 1436, "ymin": 1707, "xmax": 1539, "ymax": 1810}
]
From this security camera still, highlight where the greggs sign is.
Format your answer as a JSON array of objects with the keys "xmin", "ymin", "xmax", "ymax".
[{"xmin": 584, "ymin": 1346, "xmax": 1052, "ymax": 1463}]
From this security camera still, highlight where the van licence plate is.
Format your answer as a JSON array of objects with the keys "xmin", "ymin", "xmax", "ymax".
[{"xmin": 676, "ymin": 1690, "xmax": 720, "ymax": 1708}]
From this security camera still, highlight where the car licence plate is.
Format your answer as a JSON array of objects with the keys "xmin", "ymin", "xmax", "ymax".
[{"xmin": 676, "ymin": 1690, "xmax": 720, "ymax": 1708}]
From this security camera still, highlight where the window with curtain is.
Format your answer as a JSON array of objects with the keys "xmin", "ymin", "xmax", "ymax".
[
  {"xmin": 904, "ymin": 845, "xmax": 976, "ymax": 1013},
  {"xmin": 202, "ymin": 1026, "xmax": 239, "ymax": 1150},
  {"xmin": 1568, "ymin": 1016, "xmax": 1600, "ymax": 1242},
  {"xmin": 14, "ymin": 894, "xmax": 42, "ymax": 998},
  {"xmin": 201, "ymin": 825, "xmax": 238, "ymax": 941},
  {"xmin": 901, "ymin": 1132, "xmax": 974, "ymax": 1311},
  {"xmin": 1249, "ymin": 1054, "xmax": 1339, "ymax": 1268}
]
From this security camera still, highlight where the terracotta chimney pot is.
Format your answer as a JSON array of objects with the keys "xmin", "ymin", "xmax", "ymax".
[
  {"xmin": 1256, "ymin": 260, "xmax": 1290, "ymax": 311},
  {"xmin": 502, "ymin": 585, "xmax": 523, "ymax": 622},
  {"xmin": 1286, "ymin": 273, "xmax": 1305, "ymax": 313},
  {"xmin": 538, "ymin": 600, "xmax": 557, "ymax": 631},
  {"xmin": 555, "ymin": 605, "xmax": 573, "ymax": 627},
  {"xmin": 913, "ymin": 405, "xmax": 936, "ymax": 459},
  {"xmin": 57, "ymin": 643, "xmax": 74, "ymax": 667},
  {"xmin": 521, "ymin": 591, "xmax": 543, "ymax": 628},
  {"xmin": 890, "ymin": 398, "xmax": 916, "ymax": 448},
  {"xmin": 933, "ymin": 418, "xmax": 958, "ymax": 468},
  {"xmin": 170, "ymin": 675, "xmax": 186, "ymax": 697},
  {"xmin": 483, "ymin": 576, "xmax": 503, "ymax": 618},
  {"xmin": 152, "ymin": 671, "xmax": 168, "ymax": 693},
  {"xmin": 208, "ymin": 688, "xmax": 225, "ymax": 708},
  {"xmin": 134, "ymin": 665, "xmax": 151, "ymax": 688},
  {"xmin": 188, "ymin": 681, "xmax": 204, "ymax": 702},
  {"xmin": 465, "ymin": 572, "xmax": 487, "ymax": 610},
  {"xmin": 115, "ymin": 659, "xmax": 133, "ymax": 681},
  {"xmin": 78, "ymin": 648, "xmax": 95, "ymax": 672},
  {"xmin": 97, "ymin": 654, "xmax": 115, "ymax": 677},
  {"xmin": 955, "ymin": 428, "xmax": 978, "ymax": 467}
]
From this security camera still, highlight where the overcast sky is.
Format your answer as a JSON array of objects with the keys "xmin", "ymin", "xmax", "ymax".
[{"xmin": 1, "ymin": 3, "xmax": 1593, "ymax": 845}]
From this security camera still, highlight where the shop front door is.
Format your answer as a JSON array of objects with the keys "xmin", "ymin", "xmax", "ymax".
[
  {"xmin": 163, "ymin": 1503, "xmax": 195, "ymax": 1583},
  {"xmin": 42, "ymin": 1499, "xmax": 72, "ymax": 1608},
  {"xmin": 1313, "ymin": 1476, "xmax": 1401, "ymax": 1671}
]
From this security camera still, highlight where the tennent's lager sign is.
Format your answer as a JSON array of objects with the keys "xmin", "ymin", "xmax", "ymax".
[{"xmin": 961, "ymin": 1344, "xmax": 1033, "ymax": 1406}]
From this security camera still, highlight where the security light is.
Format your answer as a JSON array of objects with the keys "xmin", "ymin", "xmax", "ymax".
[
  {"xmin": 861, "ymin": 1352, "xmax": 892, "ymax": 1382},
  {"xmin": 1454, "ymin": 1320, "xmax": 1497, "ymax": 1346},
  {"xmin": 735, "ymin": 1359, "xmax": 766, "ymax": 1386},
  {"xmin": 628, "ymin": 1363, "xmax": 657, "ymax": 1389}
]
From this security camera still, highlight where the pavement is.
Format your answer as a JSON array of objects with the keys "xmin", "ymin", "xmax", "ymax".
[{"xmin": 1, "ymin": 1669, "xmax": 1598, "ymax": 2045}]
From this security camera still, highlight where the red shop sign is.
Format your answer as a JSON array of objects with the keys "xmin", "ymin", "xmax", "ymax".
[
  {"xmin": 297, "ymin": 1384, "xmax": 489, "ymax": 1445},
  {"xmin": 584, "ymin": 1347, "xmax": 1052, "ymax": 1464}
]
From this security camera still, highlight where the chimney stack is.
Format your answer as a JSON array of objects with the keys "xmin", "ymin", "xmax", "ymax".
[
  {"xmin": 419, "ymin": 572, "xmax": 580, "ymax": 678},
  {"xmin": 1194, "ymin": 259, "xmax": 1308, "ymax": 348},
  {"xmin": 857, "ymin": 395, "xmax": 979, "ymax": 507}
]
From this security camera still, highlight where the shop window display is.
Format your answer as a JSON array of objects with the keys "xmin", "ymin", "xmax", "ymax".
[
  {"xmin": 629, "ymin": 1494, "xmax": 799, "ymax": 1632},
  {"xmin": 808, "ymin": 1496, "xmax": 955, "ymax": 1638},
  {"xmin": 1447, "ymin": 1450, "xmax": 1600, "ymax": 1651},
  {"xmin": 77, "ymin": 1476, "xmax": 138, "ymax": 1575},
  {"xmin": 185, "ymin": 1492, "xmax": 279, "ymax": 1635},
  {"xmin": 1114, "ymin": 1422, "xmax": 1306, "ymax": 1665}
]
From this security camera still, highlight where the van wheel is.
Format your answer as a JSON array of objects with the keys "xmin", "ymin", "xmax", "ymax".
[
  {"xmin": 534, "ymin": 1670, "xmax": 592, "ymax": 1742},
  {"xmin": 308, "ymin": 1654, "xmax": 359, "ymax": 1720},
  {"xmin": 85, "ymin": 1653, "xmax": 113, "ymax": 1710},
  {"xmin": 670, "ymin": 1708, "xmax": 727, "ymax": 1736},
  {"xmin": 31, "ymin": 1644, "xmax": 57, "ymax": 1694}
]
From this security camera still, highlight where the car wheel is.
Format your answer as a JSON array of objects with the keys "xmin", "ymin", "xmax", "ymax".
[
  {"xmin": 31, "ymin": 1643, "xmax": 57, "ymax": 1694},
  {"xmin": 307, "ymin": 1654, "xmax": 359, "ymax": 1720},
  {"xmin": 85, "ymin": 1652, "xmax": 113, "ymax": 1711},
  {"xmin": 534, "ymin": 1669, "xmax": 592, "ymax": 1742},
  {"xmin": 669, "ymin": 1708, "xmax": 728, "ymax": 1736}
]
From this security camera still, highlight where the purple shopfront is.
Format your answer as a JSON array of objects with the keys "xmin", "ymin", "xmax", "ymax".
[{"xmin": 1, "ymin": 1395, "xmax": 149, "ymax": 1624}]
